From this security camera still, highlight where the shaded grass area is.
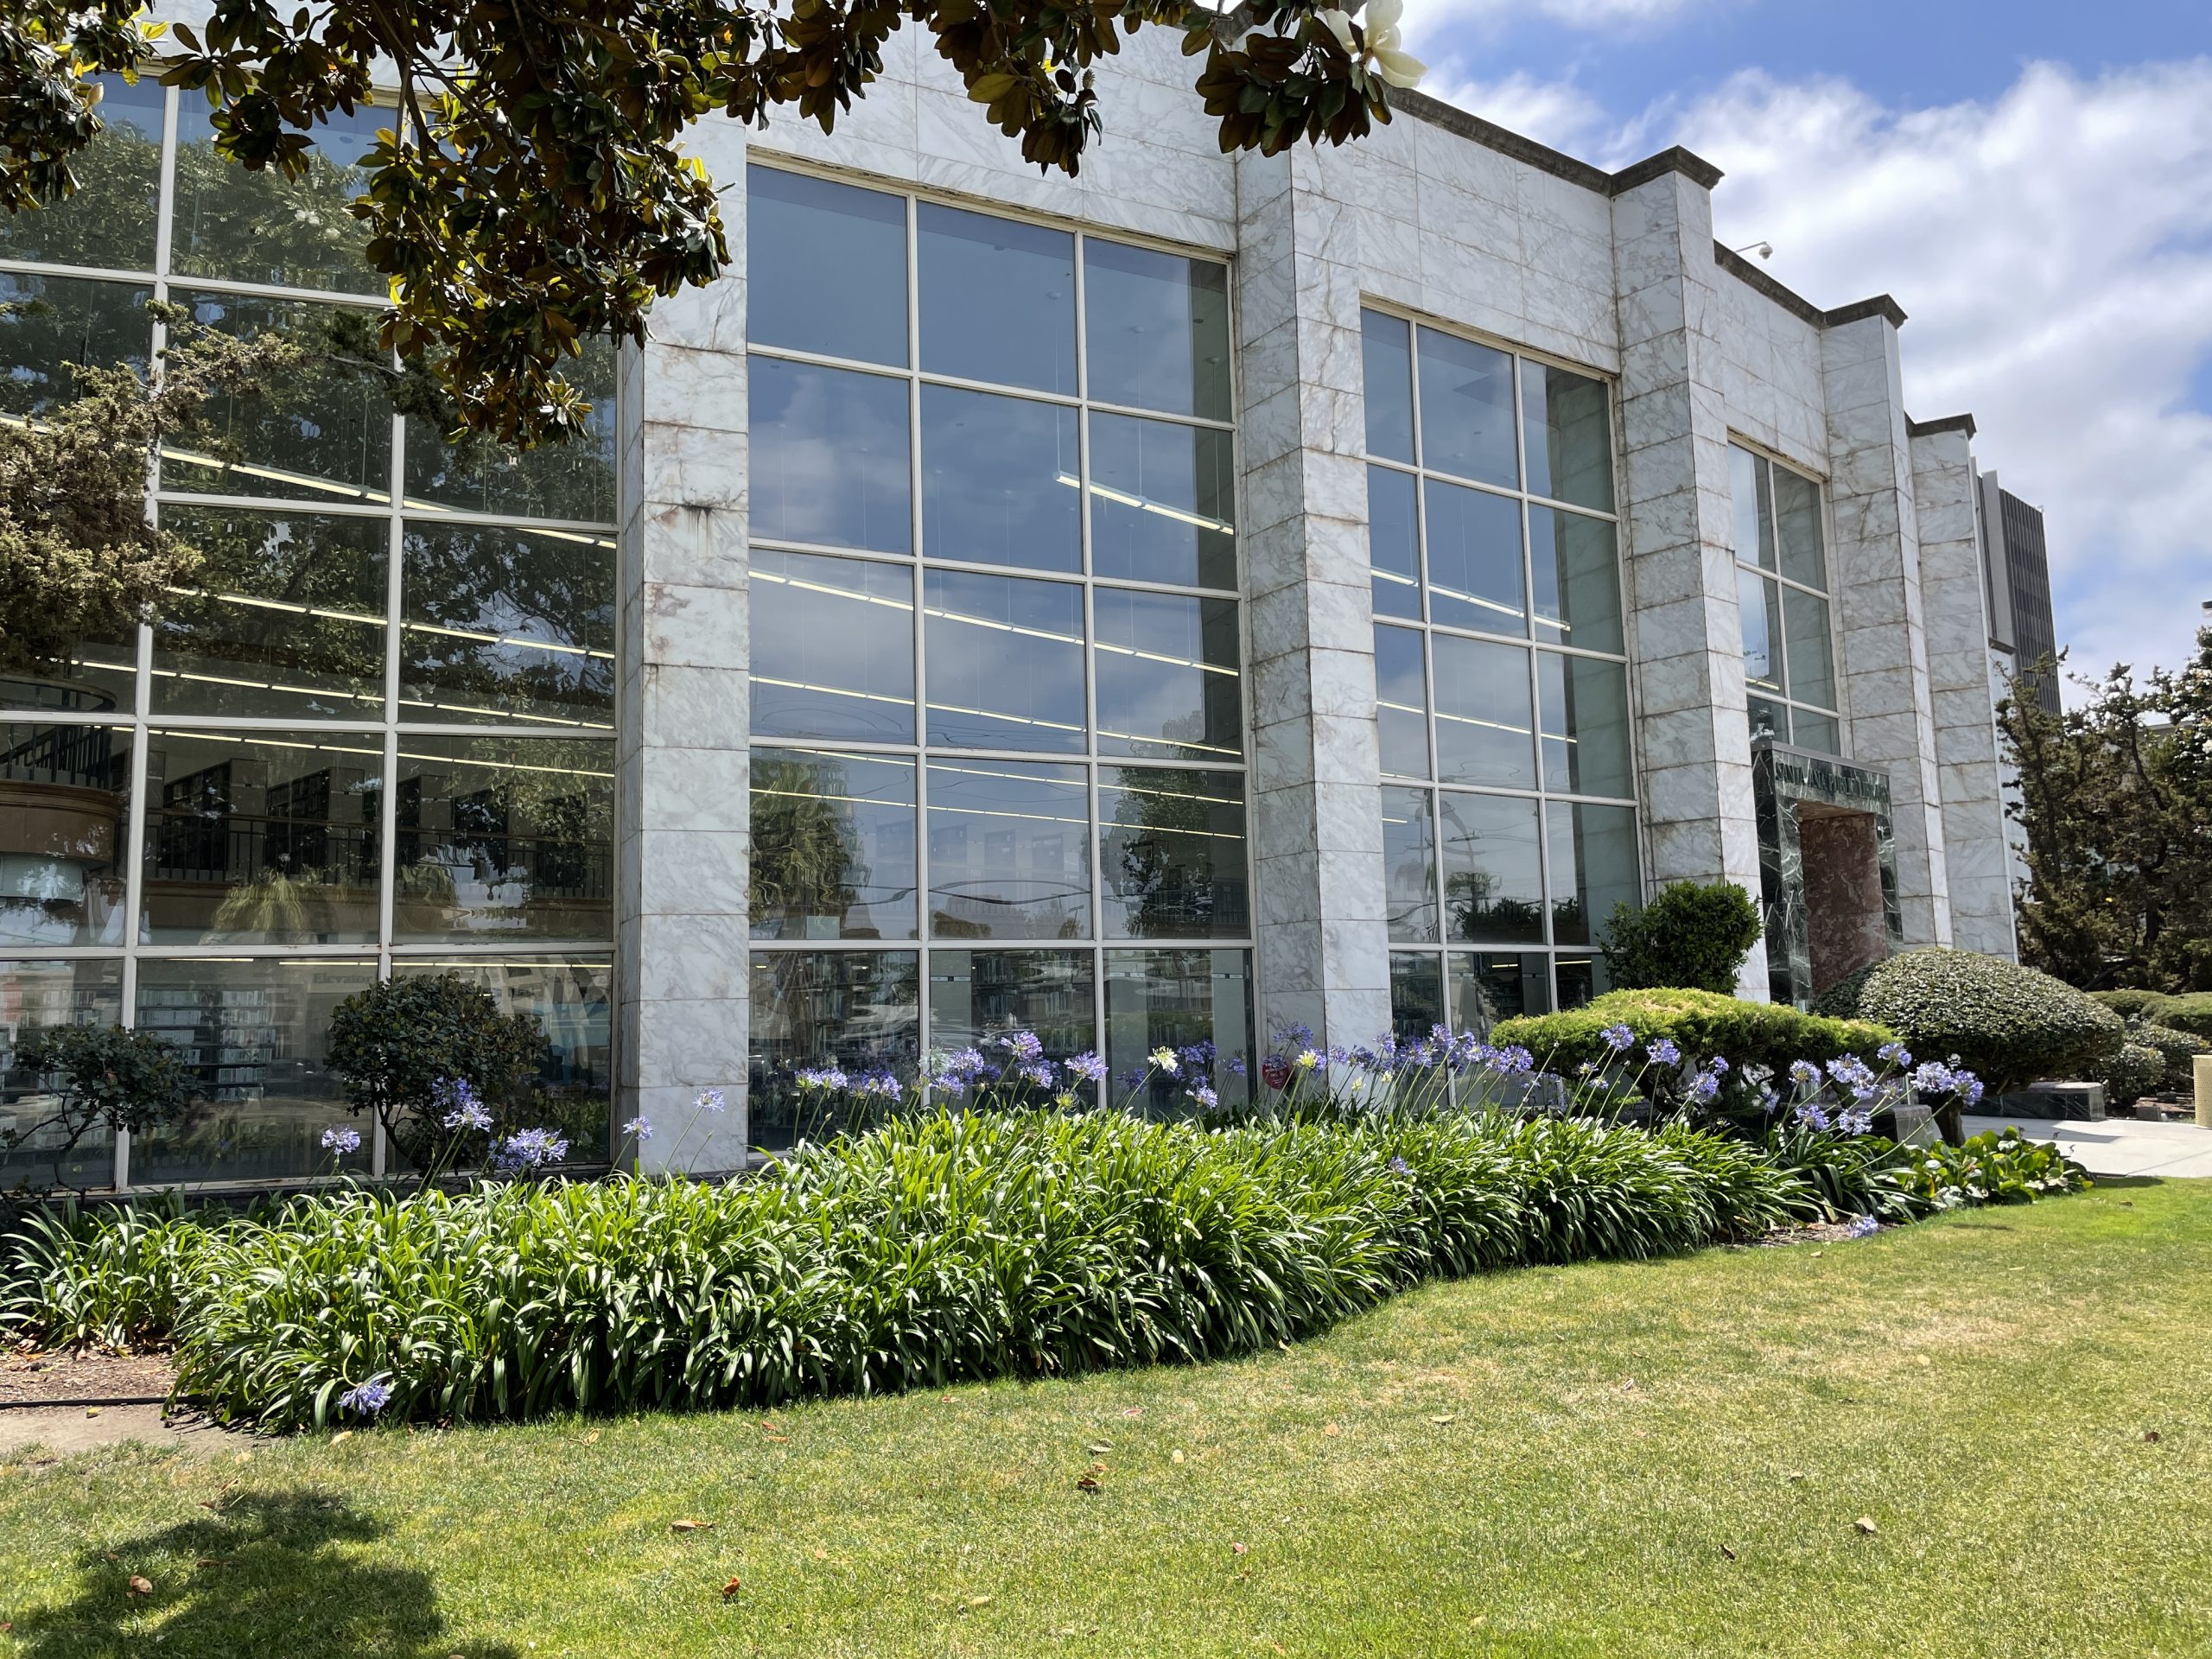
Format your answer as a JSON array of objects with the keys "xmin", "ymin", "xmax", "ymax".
[{"xmin": 3, "ymin": 1180, "xmax": 2208, "ymax": 1658}]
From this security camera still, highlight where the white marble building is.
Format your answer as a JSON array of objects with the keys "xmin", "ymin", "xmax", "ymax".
[{"xmin": 0, "ymin": 37, "xmax": 2028, "ymax": 1185}]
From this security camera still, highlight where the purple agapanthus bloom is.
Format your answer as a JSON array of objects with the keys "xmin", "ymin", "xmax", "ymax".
[
  {"xmin": 436, "ymin": 1079, "xmax": 493, "ymax": 1132},
  {"xmin": 1019, "ymin": 1061, "xmax": 1056, "ymax": 1089},
  {"xmin": 622, "ymin": 1116, "xmax": 653, "ymax": 1141},
  {"xmin": 1645, "ymin": 1038, "xmax": 1682, "ymax": 1066},
  {"xmin": 1690, "ymin": 1072, "xmax": 1721, "ymax": 1105},
  {"xmin": 1599, "ymin": 1023, "xmax": 1637, "ymax": 1054},
  {"xmin": 1388, "ymin": 1155, "xmax": 1411, "ymax": 1176},
  {"xmin": 796, "ymin": 1065, "xmax": 850, "ymax": 1092},
  {"xmin": 1187, "ymin": 1084, "xmax": 1219, "ymax": 1109},
  {"xmin": 998, "ymin": 1029, "xmax": 1046, "ymax": 1064},
  {"xmin": 1878, "ymin": 1041, "xmax": 1913, "ymax": 1068},
  {"xmin": 489, "ymin": 1127, "xmax": 570, "ymax": 1173},
  {"xmin": 321, "ymin": 1126, "xmax": 362, "ymax": 1154},
  {"xmin": 1494, "ymin": 1045, "xmax": 1535, "ymax": 1075},
  {"xmin": 1788, "ymin": 1059, "xmax": 1823, "ymax": 1091},
  {"xmin": 1065, "ymin": 1052, "xmax": 1109, "ymax": 1084},
  {"xmin": 855, "ymin": 1068, "xmax": 902, "ymax": 1100},
  {"xmin": 696, "ymin": 1088, "xmax": 728, "ymax": 1113},
  {"xmin": 1224, "ymin": 1054, "xmax": 1249, "ymax": 1077},
  {"xmin": 1846, "ymin": 1213, "xmax": 1881, "ymax": 1239},
  {"xmin": 1836, "ymin": 1107, "xmax": 1874, "ymax": 1136},
  {"xmin": 931, "ymin": 1048, "xmax": 995, "ymax": 1091},
  {"xmin": 1793, "ymin": 1100, "xmax": 1832, "ymax": 1133},
  {"xmin": 339, "ymin": 1377, "xmax": 392, "ymax": 1416},
  {"xmin": 1705, "ymin": 1056, "xmax": 1730, "ymax": 1076}
]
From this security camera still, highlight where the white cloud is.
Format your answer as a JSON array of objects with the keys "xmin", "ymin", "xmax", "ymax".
[
  {"xmin": 1669, "ymin": 61, "xmax": 2212, "ymax": 690},
  {"xmin": 1422, "ymin": 59, "xmax": 2212, "ymax": 689},
  {"xmin": 1404, "ymin": 0, "xmax": 1707, "ymax": 33}
]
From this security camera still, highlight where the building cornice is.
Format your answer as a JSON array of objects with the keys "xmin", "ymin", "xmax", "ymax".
[
  {"xmin": 1390, "ymin": 89, "xmax": 1722, "ymax": 198},
  {"xmin": 1907, "ymin": 413, "xmax": 1979, "ymax": 440}
]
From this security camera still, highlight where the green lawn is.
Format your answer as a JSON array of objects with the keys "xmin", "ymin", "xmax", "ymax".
[{"xmin": 4, "ymin": 1179, "xmax": 2209, "ymax": 1659}]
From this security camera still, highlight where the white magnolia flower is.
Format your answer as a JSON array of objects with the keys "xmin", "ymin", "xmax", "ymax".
[{"xmin": 1315, "ymin": 0, "xmax": 1426, "ymax": 90}]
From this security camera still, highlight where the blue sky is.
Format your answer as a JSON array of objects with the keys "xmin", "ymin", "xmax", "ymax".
[{"xmin": 1401, "ymin": 0, "xmax": 2212, "ymax": 693}]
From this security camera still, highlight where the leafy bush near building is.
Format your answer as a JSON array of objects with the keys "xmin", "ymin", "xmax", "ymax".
[
  {"xmin": 1815, "ymin": 949, "xmax": 2125, "ymax": 1095},
  {"xmin": 1493, "ymin": 988, "xmax": 1892, "ymax": 1077},
  {"xmin": 2090, "ymin": 989, "xmax": 2171, "ymax": 1021},
  {"xmin": 1597, "ymin": 880, "xmax": 1764, "ymax": 995},
  {"xmin": 1891, "ymin": 1129, "xmax": 2090, "ymax": 1208},
  {"xmin": 2146, "ymin": 993, "xmax": 2212, "ymax": 1043},
  {"xmin": 2093, "ymin": 1042, "xmax": 2169, "ymax": 1110},
  {"xmin": 2126, "ymin": 1021, "xmax": 2209, "ymax": 1092}
]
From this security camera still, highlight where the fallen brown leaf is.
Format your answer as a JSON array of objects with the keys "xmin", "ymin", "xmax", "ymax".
[
  {"xmin": 2145, "ymin": 1430, "xmax": 2163, "ymax": 1443},
  {"xmin": 721, "ymin": 1576, "xmax": 743, "ymax": 1599},
  {"xmin": 1321, "ymin": 1422, "xmax": 1340, "ymax": 1438},
  {"xmin": 1231, "ymin": 1542, "xmax": 1249, "ymax": 1556},
  {"xmin": 1171, "ymin": 1449, "xmax": 1185, "ymax": 1464},
  {"xmin": 127, "ymin": 1576, "xmax": 153, "ymax": 1596},
  {"xmin": 84, "ymin": 1407, "xmax": 100, "ymax": 1419},
  {"xmin": 811, "ymin": 1548, "xmax": 830, "ymax": 1561},
  {"xmin": 582, "ymin": 1430, "xmax": 601, "ymax": 1445},
  {"xmin": 966, "ymin": 1595, "xmax": 993, "ymax": 1608},
  {"xmin": 764, "ymin": 1433, "xmax": 790, "ymax": 1443},
  {"xmin": 1086, "ymin": 1442, "xmax": 1113, "ymax": 1454},
  {"xmin": 1122, "ymin": 1407, "xmax": 1143, "ymax": 1418},
  {"xmin": 1853, "ymin": 1517, "xmax": 1878, "ymax": 1535},
  {"xmin": 671, "ymin": 1519, "xmax": 714, "ymax": 1533},
  {"xmin": 1089, "ymin": 1460, "xmax": 1108, "ymax": 1474},
  {"xmin": 1427, "ymin": 1414, "xmax": 1456, "ymax": 1426},
  {"xmin": 1719, "ymin": 1544, "xmax": 1737, "ymax": 1561},
  {"xmin": 1075, "ymin": 1475, "xmax": 1101, "ymax": 1492},
  {"xmin": 330, "ymin": 1430, "xmax": 353, "ymax": 1446}
]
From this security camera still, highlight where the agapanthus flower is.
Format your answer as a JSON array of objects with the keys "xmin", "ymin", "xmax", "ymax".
[
  {"xmin": 998, "ymin": 1029, "xmax": 1046, "ymax": 1064},
  {"xmin": 1690, "ymin": 1071, "xmax": 1721, "ymax": 1105},
  {"xmin": 1645, "ymin": 1038, "xmax": 1682, "ymax": 1066},
  {"xmin": 622, "ymin": 1116, "xmax": 653, "ymax": 1141},
  {"xmin": 1792, "ymin": 1100, "xmax": 1831, "ymax": 1132},
  {"xmin": 321, "ymin": 1125, "xmax": 362, "ymax": 1154},
  {"xmin": 1388, "ymin": 1155, "xmax": 1412, "ymax": 1175},
  {"xmin": 1274, "ymin": 1021, "xmax": 1317, "ymax": 1052},
  {"xmin": 1066, "ymin": 1051, "xmax": 1109, "ymax": 1084},
  {"xmin": 796, "ymin": 1065, "xmax": 849, "ymax": 1092},
  {"xmin": 930, "ymin": 1048, "xmax": 995, "ymax": 1091},
  {"xmin": 1836, "ymin": 1107, "xmax": 1874, "ymax": 1136},
  {"xmin": 1788, "ymin": 1059, "xmax": 1823, "ymax": 1091},
  {"xmin": 1878, "ymin": 1041, "xmax": 1913, "ymax": 1067},
  {"xmin": 1224, "ymin": 1054, "xmax": 1249, "ymax": 1077},
  {"xmin": 436, "ymin": 1079, "xmax": 492, "ymax": 1132},
  {"xmin": 1150, "ymin": 1046, "xmax": 1182, "ymax": 1076},
  {"xmin": 1600, "ymin": 1023, "xmax": 1636, "ymax": 1054},
  {"xmin": 339, "ymin": 1377, "xmax": 392, "ymax": 1416},
  {"xmin": 489, "ymin": 1127, "xmax": 570, "ymax": 1173},
  {"xmin": 1295, "ymin": 1048, "xmax": 1324, "ymax": 1071},
  {"xmin": 1187, "ymin": 1084, "xmax": 1219, "ymax": 1109},
  {"xmin": 1494, "ymin": 1046, "xmax": 1535, "ymax": 1075},
  {"xmin": 1019, "ymin": 1061, "xmax": 1056, "ymax": 1089},
  {"xmin": 855, "ymin": 1069, "xmax": 903, "ymax": 1101},
  {"xmin": 1827, "ymin": 1054, "xmax": 1878, "ymax": 1099},
  {"xmin": 1179, "ymin": 1040, "xmax": 1217, "ymax": 1071},
  {"xmin": 696, "ymin": 1088, "xmax": 728, "ymax": 1113},
  {"xmin": 1704, "ymin": 1056, "xmax": 1730, "ymax": 1076},
  {"xmin": 1846, "ymin": 1213, "xmax": 1881, "ymax": 1239}
]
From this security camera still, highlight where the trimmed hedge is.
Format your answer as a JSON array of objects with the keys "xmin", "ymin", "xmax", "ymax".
[
  {"xmin": 1816, "ymin": 950, "xmax": 2124, "ymax": 1095},
  {"xmin": 1493, "ymin": 987, "xmax": 1893, "ymax": 1075},
  {"xmin": 2130, "ymin": 1021, "xmax": 2209, "ymax": 1092},
  {"xmin": 2152, "ymin": 993, "xmax": 2212, "ymax": 1043},
  {"xmin": 1598, "ymin": 880, "xmax": 1764, "ymax": 995},
  {"xmin": 2090, "ymin": 989, "xmax": 2171, "ymax": 1021},
  {"xmin": 2094, "ymin": 1041, "xmax": 2168, "ymax": 1109}
]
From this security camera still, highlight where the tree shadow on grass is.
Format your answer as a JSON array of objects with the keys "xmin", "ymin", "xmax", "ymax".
[{"xmin": 12, "ymin": 1488, "xmax": 520, "ymax": 1659}]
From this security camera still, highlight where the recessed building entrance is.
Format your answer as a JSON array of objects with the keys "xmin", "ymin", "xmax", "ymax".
[{"xmin": 1752, "ymin": 743, "xmax": 1904, "ymax": 1007}]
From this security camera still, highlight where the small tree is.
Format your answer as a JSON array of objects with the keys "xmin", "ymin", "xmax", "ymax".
[
  {"xmin": 3, "ymin": 1025, "xmax": 200, "ymax": 1192},
  {"xmin": 1598, "ymin": 880, "xmax": 1763, "ymax": 995},
  {"xmin": 323, "ymin": 974, "xmax": 549, "ymax": 1181}
]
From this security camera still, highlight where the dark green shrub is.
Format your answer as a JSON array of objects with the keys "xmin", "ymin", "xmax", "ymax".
[
  {"xmin": 1815, "ymin": 950, "xmax": 2125, "ymax": 1094},
  {"xmin": 1891, "ymin": 1129, "xmax": 2090, "ymax": 1207},
  {"xmin": 2130, "ymin": 1021, "xmax": 2208, "ymax": 1091},
  {"xmin": 2090, "ymin": 989, "xmax": 2171, "ymax": 1020},
  {"xmin": 1599, "ymin": 880, "xmax": 1764, "ymax": 994},
  {"xmin": 324, "ymin": 974, "xmax": 549, "ymax": 1173},
  {"xmin": 2093, "ymin": 1041, "xmax": 2167, "ymax": 1109},
  {"xmin": 1, "ymin": 1025, "xmax": 200, "ymax": 1192},
  {"xmin": 1494, "ymin": 987, "xmax": 1893, "ymax": 1076},
  {"xmin": 2153, "ymin": 992, "xmax": 2212, "ymax": 1042}
]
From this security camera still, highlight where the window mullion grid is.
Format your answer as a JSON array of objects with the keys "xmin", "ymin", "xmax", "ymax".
[
  {"xmin": 904, "ymin": 191, "xmax": 931, "ymax": 1069},
  {"xmin": 1073, "ymin": 234, "xmax": 1109, "ymax": 1062}
]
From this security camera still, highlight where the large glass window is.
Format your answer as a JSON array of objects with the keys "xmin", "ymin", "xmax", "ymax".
[
  {"xmin": 746, "ymin": 168, "xmax": 1251, "ymax": 1128},
  {"xmin": 1362, "ymin": 307, "xmax": 1637, "ymax": 1028},
  {"xmin": 1731, "ymin": 442, "xmax": 1840, "ymax": 754},
  {"xmin": 0, "ymin": 85, "xmax": 619, "ymax": 1185}
]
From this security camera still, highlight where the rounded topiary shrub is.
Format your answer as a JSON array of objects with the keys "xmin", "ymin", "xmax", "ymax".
[
  {"xmin": 2130, "ymin": 1020, "xmax": 2209, "ymax": 1092},
  {"xmin": 2094, "ymin": 1041, "xmax": 2167, "ymax": 1109},
  {"xmin": 2152, "ymin": 993, "xmax": 2212, "ymax": 1042},
  {"xmin": 1598, "ymin": 880, "xmax": 1764, "ymax": 995},
  {"xmin": 1493, "ymin": 987, "xmax": 1893, "ymax": 1076},
  {"xmin": 2091, "ymin": 989, "xmax": 2171, "ymax": 1021},
  {"xmin": 1815, "ymin": 950, "xmax": 2125, "ymax": 1096}
]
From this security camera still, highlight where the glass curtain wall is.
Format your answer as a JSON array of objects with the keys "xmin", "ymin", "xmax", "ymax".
[
  {"xmin": 1730, "ymin": 442, "xmax": 1841, "ymax": 754},
  {"xmin": 745, "ymin": 165, "xmax": 1252, "ymax": 1139},
  {"xmin": 1360, "ymin": 308, "xmax": 1639, "ymax": 1039},
  {"xmin": 0, "ymin": 76, "xmax": 615, "ymax": 1188}
]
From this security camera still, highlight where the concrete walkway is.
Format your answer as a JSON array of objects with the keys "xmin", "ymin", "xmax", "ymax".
[{"xmin": 1964, "ymin": 1114, "xmax": 2212, "ymax": 1179}]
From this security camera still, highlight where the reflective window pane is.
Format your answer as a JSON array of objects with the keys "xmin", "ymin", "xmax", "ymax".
[
  {"xmin": 748, "ymin": 357, "xmax": 911, "ymax": 553},
  {"xmin": 142, "ymin": 728, "xmax": 382, "ymax": 944},
  {"xmin": 1389, "ymin": 950, "xmax": 1445, "ymax": 1044},
  {"xmin": 750, "ymin": 748, "xmax": 918, "ymax": 941},
  {"xmin": 928, "ymin": 948, "xmax": 1095, "ymax": 1070},
  {"xmin": 1783, "ymin": 586, "xmax": 1836, "ymax": 711},
  {"xmin": 401, "ymin": 523, "xmax": 615, "ymax": 728},
  {"xmin": 1536, "ymin": 652, "xmax": 1632, "ymax": 799},
  {"xmin": 1105, "ymin": 948, "xmax": 1252, "ymax": 1110},
  {"xmin": 747, "ymin": 949, "xmax": 920, "ymax": 1148},
  {"xmin": 1424, "ymin": 480, "xmax": 1525, "ymax": 635},
  {"xmin": 1094, "ymin": 590, "xmax": 1241, "ymax": 763},
  {"xmin": 390, "ymin": 735, "xmax": 613, "ymax": 942},
  {"xmin": 1381, "ymin": 785, "xmax": 1438, "ymax": 943},
  {"xmin": 1547, "ymin": 800, "xmax": 1638, "ymax": 948},
  {"xmin": 1088, "ymin": 413, "xmax": 1236, "ymax": 589},
  {"xmin": 0, "ymin": 271, "xmax": 152, "ymax": 417},
  {"xmin": 1367, "ymin": 465, "xmax": 1421, "ymax": 620},
  {"xmin": 0, "ymin": 73, "xmax": 162, "ymax": 270},
  {"xmin": 1361, "ymin": 308, "xmax": 1414, "ymax": 464},
  {"xmin": 0, "ymin": 724, "xmax": 130, "ymax": 948},
  {"xmin": 923, "ymin": 570, "xmax": 1085, "ymax": 753},
  {"xmin": 161, "ymin": 292, "xmax": 392, "ymax": 505},
  {"xmin": 1554, "ymin": 953, "xmax": 1602, "ymax": 1010},
  {"xmin": 131, "ymin": 957, "xmax": 378, "ymax": 1184},
  {"xmin": 154, "ymin": 507, "xmax": 387, "ymax": 720},
  {"xmin": 0, "ymin": 958, "xmax": 125, "ymax": 1190},
  {"xmin": 1529, "ymin": 506, "xmax": 1621, "ymax": 654},
  {"xmin": 1084, "ymin": 241, "xmax": 1230, "ymax": 421},
  {"xmin": 1772, "ymin": 463, "xmax": 1827, "ymax": 589},
  {"xmin": 405, "ymin": 338, "xmax": 615, "ymax": 523},
  {"xmin": 1417, "ymin": 327, "xmax": 1517, "ymax": 488},
  {"xmin": 1448, "ymin": 950, "xmax": 1551, "ymax": 1036},
  {"xmin": 921, "ymin": 385, "xmax": 1079, "ymax": 572},
  {"xmin": 1730, "ymin": 443, "xmax": 1777, "ymax": 571},
  {"xmin": 1739, "ymin": 567, "xmax": 1783, "ymax": 696},
  {"xmin": 918, "ymin": 206, "xmax": 1075, "ymax": 395},
  {"xmin": 391, "ymin": 955, "xmax": 613, "ymax": 1163},
  {"xmin": 751, "ymin": 549, "xmax": 915, "ymax": 743},
  {"xmin": 1748, "ymin": 696, "xmax": 1790, "ymax": 745},
  {"xmin": 746, "ymin": 166, "xmax": 908, "ymax": 366},
  {"xmin": 1522, "ymin": 363, "xmax": 1613, "ymax": 512},
  {"xmin": 1374, "ymin": 625, "xmax": 1430, "ymax": 779},
  {"xmin": 927, "ymin": 760, "xmax": 1090, "ymax": 938},
  {"xmin": 1433, "ymin": 634, "xmax": 1535, "ymax": 790},
  {"xmin": 1440, "ymin": 791, "xmax": 1543, "ymax": 944},
  {"xmin": 171, "ymin": 98, "xmax": 383, "ymax": 293},
  {"xmin": 1792, "ymin": 710, "xmax": 1840, "ymax": 755},
  {"xmin": 1100, "ymin": 767, "xmax": 1248, "ymax": 940}
]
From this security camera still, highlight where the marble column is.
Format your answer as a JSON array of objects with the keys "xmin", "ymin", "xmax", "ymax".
[
  {"xmin": 1609, "ymin": 163, "xmax": 1770, "ymax": 997},
  {"xmin": 1910, "ymin": 418, "xmax": 2016, "ymax": 958},
  {"xmin": 1233, "ymin": 149, "xmax": 1393, "ymax": 1050},
  {"xmin": 1821, "ymin": 310, "xmax": 1951, "ymax": 948},
  {"xmin": 614, "ymin": 117, "xmax": 755, "ymax": 1173}
]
